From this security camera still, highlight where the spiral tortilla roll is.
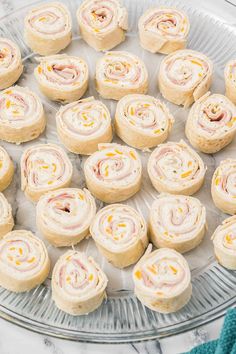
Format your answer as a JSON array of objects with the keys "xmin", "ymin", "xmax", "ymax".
[
  {"xmin": 115, "ymin": 94, "xmax": 174, "ymax": 149},
  {"xmin": 149, "ymin": 194, "xmax": 206, "ymax": 253},
  {"xmin": 138, "ymin": 7, "xmax": 190, "ymax": 54},
  {"xmin": 90, "ymin": 204, "xmax": 148, "ymax": 268},
  {"xmin": 0, "ymin": 230, "xmax": 50, "ymax": 292},
  {"xmin": 95, "ymin": 51, "xmax": 148, "ymax": 100},
  {"xmin": 0, "ymin": 38, "xmax": 23, "ymax": 90},
  {"xmin": 133, "ymin": 247, "xmax": 192, "ymax": 313},
  {"xmin": 34, "ymin": 54, "xmax": 89, "ymax": 103},
  {"xmin": 212, "ymin": 216, "xmax": 236, "ymax": 269},
  {"xmin": 52, "ymin": 250, "xmax": 108, "ymax": 315},
  {"xmin": 158, "ymin": 49, "xmax": 213, "ymax": 108},
  {"xmin": 56, "ymin": 96, "xmax": 113, "ymax": 155},
  {"xmin": 21, "ymin": 144, "xmax": 73, "ymax": 202},
  {"xmin": 84, "ymin": 143, "xmax": 142, "ymax": 203},
  {"xmin": 77, "ymin": 0, "xmax": 128, "ymax": 51},
  {"xmin": 24, "ymin": 2, "xmax": 72, "ymax": 56},
  {"xmin": 36, "ymin": 188, "xmax": 96, "ymax": 247},
  {"xmin": 0, "ymin": 146, "xmax": 14, "ymax": 192},
  {"xmin": 185, "ymin": 92, "xmax": 236, "ymax": 153},
  {"xmin": 211, "ymin": 159, "xmax": 236, "ymax": 215},
  {"xmin": 225, "ymin": 59, "xmax": 236, "ymax": 104},
  {"xmin": 0, "ymin": 86, "xmax": 46, "ymax": 144},
  {"xmin": 0, "ymin": 193, "xmax": 14, "ymax": 238},
  {"xmin": 147, "ymin": 140, "xmax": 206, "ymax": 195}
]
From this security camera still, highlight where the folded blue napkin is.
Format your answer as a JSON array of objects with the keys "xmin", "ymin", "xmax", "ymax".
[{"xmin": 185, "ymin": 308, "xmax": 236, "ymax": 354}]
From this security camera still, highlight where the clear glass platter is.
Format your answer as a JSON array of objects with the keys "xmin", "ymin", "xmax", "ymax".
[{"xmin": 0, "ymin": 0, "xmax": 236, "ymax": 343}]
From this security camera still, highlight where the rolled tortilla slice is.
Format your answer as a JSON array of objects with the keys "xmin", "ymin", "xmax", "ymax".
[
  {"xmin": 212, "ymin": 215, "xmax": 236, "ymax": 269},
  {"xmin": 24, "ymin": 2, "xmax": 72, "ymax": 56},
  {"xmin": 84, "ymin": 143, "xmax": 142, "ymax": 203},
  {"xmin": 34, "ymin": 54, "xmax": 89, "ymax": 103},
  {"xmin": 138, "ymin": 7, "xmax": 190, "ymax": 54},
  {"xmin": 115, "ymin": 94, "xmax": 174, "ymax": 149},
  {"xmin": 0, "ymin": 38, "xmax": 23, "ymax": 90},
  {"xmin": 185, "ymin": 92, "xmax": 236, "ymax": 153},
  {"xmin": 158, "ymin": 49, "xmax": 213, "ymax": 108},
  {"xmin": 0, "ymin": 230, "xmax": 50, "ymax": 292},
  {"xmin": 149, "ymin": 194, "xmax": 206, "ymax": 253},
  {"xmin": 211, "ymin": 159, "xmax": 236, "ymax": 215},
  {"xmin": 36, "ymin": 188, "xmax": 96, "ymax": 247},
  {"xmin": 148, "ymin": 140, "xmax": 206, "ymax": 196},
  {"xmin": 77, "ymin": 0, "xmax": 128, "ymax": 51},
  {"xmin": 95, "ymin": 51, "xmax": 148, "ymax": 100},
  {"xmin": 0, "ymin": 86, "xmax": 46, "ymax": 144},
  {"xmin": 0, "ymin": 193, "xmax": 14, "ymax": 238},
  {"xmin": 21, "ymin": 144, "xmax": 73, "ymax": 202},
  {"xmin": 225, "ymin": 59, "xmax": 236, "ymax": 104},
  {"xmin": 0, "ymin": 146, "xmax": 14, "ymax": 192},
  {"xmin": 133, "ymin": 247, "xmax": 192, "ymax": 313},
  {"xmin": 90, "ymin": 204, "xmax": 148, "ymax": 268},
  {"xmin": 56, "ymin": 96, "xmax": 113, "ymax": 155},
  {"xmin": 52, "ymin": 250, "xmax": 108, "ymax": 315}
]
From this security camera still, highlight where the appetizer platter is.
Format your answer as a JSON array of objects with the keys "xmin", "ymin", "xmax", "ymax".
[{"xmin": 0, "ymin": 0, "xmax": 236, "ymax": 343}]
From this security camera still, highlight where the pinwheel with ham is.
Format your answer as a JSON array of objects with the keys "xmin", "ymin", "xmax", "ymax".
[
  {"xmin": 211, "ymin": 159, "xmax": 236, "ymax": 215},
  {"xmin": 158, "ymin": 49, "xmax": 213, "ymax": 108},
  {"xmin": 0, "ymin": 86, "xmax": 46, "ymax": 144},
  {"xmin": 90, "ymin": 204, "xmax": 148, "ymax": 268},
  {"xmin": 52, "ymin": 250, "xmax": 108, "ymax": 315},
  {"xmin": 0, "ymin": 230, "xmax": 50, "ymax": 292},
  {"xmin": 24, "ymin": 2, "xmax": 72, "ymax": 55},
  {"xmin": 0, "ymin": 38, "xmax": 23, "ymax": 90},
  {"xmin": 21, "ymin": 144, "xmax": 73, "ymax": 202},
  {"xmin": 36, "ymin": 188, "xmax": 96, "ymax": 247},
  {"xmin": 133, "ymin": 247, "xmax": 192, "ymax": 313},
  {"xmin": 84, "ymin": 143, "xmax": 142, "ymax": 203},
  {"xmin": 56, "ymin": 96, "xmax": 112, "ymax": 155},
  {"xmin": 95, "ymin": 51, "xmax": 148, "ymax": 100},
  {"xmin": 77, "ymin": 0, "xmax": 128, "ymax": 51},
  {"xmin": 34, "ymin": 54, "xmax": 89, "ymax": 103},
  {"xmin": 138, "ymin": 7, "xmax": 190, "ymax": 54}
]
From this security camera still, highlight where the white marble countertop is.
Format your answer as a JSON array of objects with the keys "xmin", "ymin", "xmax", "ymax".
[{"xmin": 0, "ymin": 0, "xmax": 235, "ymax": 353}]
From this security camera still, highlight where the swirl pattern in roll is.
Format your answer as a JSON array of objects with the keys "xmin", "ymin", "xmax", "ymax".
[
  {"xmin": 0, "ymin": 38, "xmax": 23, "ymax": 90},
  {"xmin": 133, "ymin": 247, "xmax": 192, "ymax": 313},
  {"xmin": 37, "ymin": 188, "xmax": 96, "ymax": 247},
  {"xmin": 52, "ymin": 250, "xmax": 108, "ymax": 315},
  {"xmin": 225, "ymin": 59, "xmax": 236, "ymax": 104},
  {"xmin": 138, "ymin": 7, "xmax": 190, "ymax": 54},
  {"xmin": 211, "ymin": 159, "xmax": 236, "ymax": 215},
  {"xmin": 0, "ymin": 230, "xmax": 50, "ymax": 292},
  {"xmin": 212, "ymin": 216, "xmax": 236, "ymax": 269},
  {"xmin": 90, "ymin": 204, "xmax": 148, "ymax": 268},
  {"xmin": 0, "ymin": 86, "xmax": 46, "ymax": 144},
  {"xmin": 21, "ymin": 144, "xmax": 73, "ymax": 202},
  {"xmin": 95, "ymin": 51, "xmax": 148, "ymax": 100},
  {"xmin": 84, "ymin": 143, "xmax": 142, "ymax": 203},
  {"xmin": 185, "ymin": 92, "xmax": 236, "ymax": 153},
  {"xmin": 56, "ymin": 96, "xmax": 113, "ymax": 155},
  {"xmin": 0, "ymin": 193, "xmax": 14, "ymax": 238},
  {"xmin": 115, "ymin": 94, "xmax": 174, "ymax": 149},
  {"xmin": 149, "ymin": 194, "xmax": 206, "ymax": 253},
  {"xmin": 0, "ymin": 146, "xmax": 14, "ymax": 192},
  {"xmin": 77, "ymin": 0, "xmax": 128, "ymax": 51},
  {"xmin": 158, "ymin": 49, "xmax": 213, "ymax": 108},
  {"xmin": 24, "ymin": 2, "xmax": 72, "ymax": 56},
  {"xmin": 147, "ymin": 140, "xmax": 206, "ymax": 195},
  {"xmin": 34, "ymin": 54, "xmax": 89, "ymax": 103}
]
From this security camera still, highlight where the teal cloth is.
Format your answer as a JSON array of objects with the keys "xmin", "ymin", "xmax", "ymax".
[{"xmin": 185, "ymin": 308, "xmax": 236, "ymax": 354}]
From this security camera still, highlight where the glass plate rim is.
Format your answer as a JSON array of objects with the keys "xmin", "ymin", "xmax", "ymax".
[{"xmin": 0, "ymin": 0, "xmax": 236, "ymax": 343}]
